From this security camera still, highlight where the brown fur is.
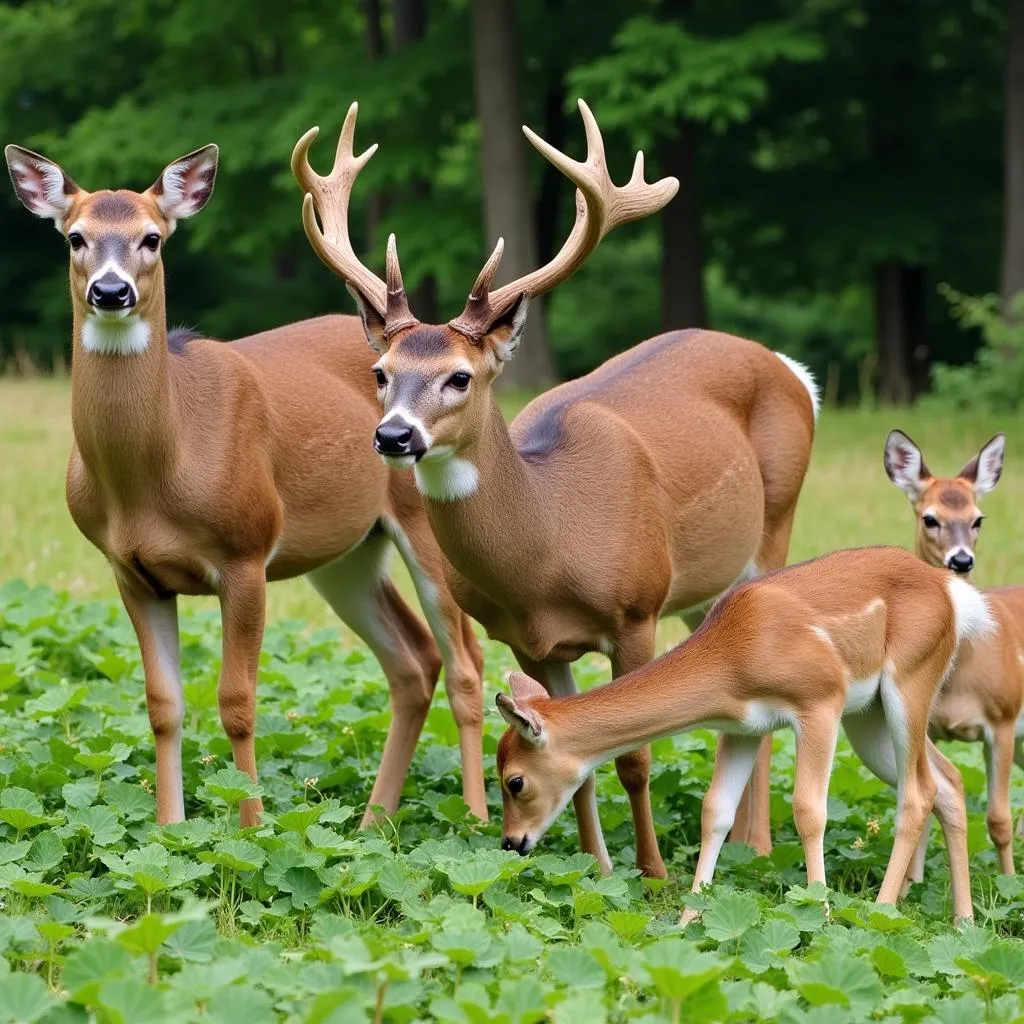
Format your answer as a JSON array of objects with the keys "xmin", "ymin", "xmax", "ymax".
[
  {"xmin": 496, "ymin": 547, "xmax": 978, "ymax": 924},
  {"xmin": 368, "ymin": 325, "xmax": 815, "ymax": 876},
  {"xmin": 8, "ymin": 149, "xmax": 486, "ymax": 830}
]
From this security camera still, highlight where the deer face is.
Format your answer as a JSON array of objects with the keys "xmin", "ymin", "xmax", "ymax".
[
  {"xmin": 494, "ymin": 673, "xmax": 586, "ymax": 855},
  {"xmin": 5, "ymin": 144, "xmax": 217, "ymax": 354},
  {"xmin": 358, "ymin": 296, "xmax": 530, "ymax": 501},
  {"xmin": 885, "ymin": 429, "xmax": 1005, "ymax": 575}
]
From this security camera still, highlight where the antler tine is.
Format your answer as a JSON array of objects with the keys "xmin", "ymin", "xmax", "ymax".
[
  {"xmin": 449, "ymin": 238, "xmax": 506, "ymax": 337},
  {"xmin": 384, "ymin": 233, "xmax": 417, "ymax": 336},
  {"xmin": 451, "ymin": 99, "xmax": 678, "ymax": 339},
  {"xmin": 291, "ymin": 103, "xmax": 390, "ymax": 318}
]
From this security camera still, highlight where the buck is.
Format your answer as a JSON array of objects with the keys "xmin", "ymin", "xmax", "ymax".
[
  {"xmin": 5, "ymin": 140, "xmax": 487, "ymax": 830},
  {"xmin": 885, "ymin": 429, "xmax": 1024, "ymax": 875},
  {"xmin": 294, "ymin": 99, "xmax": 817, "ymax": 877},
  {"xmin": 495, "ymin": 546, "xmax": 990, "ymax": 924}
]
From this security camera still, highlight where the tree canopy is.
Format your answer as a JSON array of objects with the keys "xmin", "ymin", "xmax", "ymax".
[{"xmin": 0, "ymin": 0, "xmax": 1014, "ymax": 401}]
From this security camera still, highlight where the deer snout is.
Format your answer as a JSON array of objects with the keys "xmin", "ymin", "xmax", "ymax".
[
  {"xmin": 501, "ymin": 834, "xmax": 531, "ymax": 856},
  {"xmin": 374, "ymin": 415, "xmax": 428, "ymax": 461},
  {"xmin": 87, "ymin": 272, "xmax": 135, "ymax": 311},
  {"xmin": 946, "ymin": 549, "xmax": 974, "ymax": 575}
]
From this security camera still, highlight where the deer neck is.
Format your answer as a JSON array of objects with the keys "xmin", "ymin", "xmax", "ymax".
[
  {"xmin": 553, "ymin": 636, "xmax": 741, "ymax": 766},
  {"xmin": 70, "ymin": 284, "xmax": 180, "ymax": 495},
  {"xmin": 419, "ymin": 397, "xmax": 558, "ymax": 584}
]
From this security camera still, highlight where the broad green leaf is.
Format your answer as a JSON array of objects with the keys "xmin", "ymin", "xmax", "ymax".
[
  {"xmin": 546, "ymin": 947, "xmax": 605, "ymax": 989},
  {"xmin": 0, "ymin": 788, "xmax": 50, "ymax": 831},
  {"xmin": 205, "ymin": 986, "xmax": 275, "ymax": 1024},
  {"xmin": 702, "ymin": 890, "xmax": 760, "ymax": 942},
  {"xmin": 0, "ymin": 972, "xmax": 55, "ymax": 1023},
  {"xmin": 200, "ymin": 839, "xmax": 265, "ymax": 872}
]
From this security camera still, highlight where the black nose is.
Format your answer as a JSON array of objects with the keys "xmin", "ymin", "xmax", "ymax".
[
  {"xmin": 949, "ymin": 552, "xmax": 974, "ymax": 575},
  {"xmin": 501, "ymin": 835, "xmax": 528, "ymax": 855},
  {"xmin": 88, "ymin": 274, "xmax": 134, "ymax": 310},
  {"xmin": 375, "ymin": 420, "xmax": 414, "ymax": 456}
]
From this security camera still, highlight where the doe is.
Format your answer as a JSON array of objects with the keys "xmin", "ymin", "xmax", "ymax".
[
  {"xmin": 495, "ymin": 546, "xmax": 988, "ymax": 924},
  {"xmin": 5, "ymin": 142, "xmax": 486, "ymax": 828},
  {"xmin": 885, "ymin": 428, "xmax": 1024, "ymax": 875}
]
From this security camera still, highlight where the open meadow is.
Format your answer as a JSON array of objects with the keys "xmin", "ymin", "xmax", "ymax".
[{"xmin": 0, "ymin": 376, "xmax": 1023, "ymax": 1022}]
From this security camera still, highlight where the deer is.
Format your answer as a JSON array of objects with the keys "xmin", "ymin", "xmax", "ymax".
[
  {"xmin": 495, "ymin": 546, "xmax": 990, "ymax": 925},
  {"xmin": 884, "ymin": 428, "xmax": 1024, "ymax": 877},
  {"xmin": 292, "ymin": 99, "xmax": 817, "ymax": 878},
  {"xmin": 4, "ymin": 135, "xmax": 487, "ymax": 831}
]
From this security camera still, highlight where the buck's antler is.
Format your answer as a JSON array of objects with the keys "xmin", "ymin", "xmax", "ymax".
[
  {"xmin": 450, "ymin": 99, "xmax": 679, "ymax": 339},
  {"xmin": 292, "ymin": 103, "xmax": 417, "ymax": 338}
]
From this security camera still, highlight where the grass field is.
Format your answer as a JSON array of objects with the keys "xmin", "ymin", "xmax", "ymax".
[{"xmin": 1, "ymin": 377, "xmax": 1023, "ymax": 1022}]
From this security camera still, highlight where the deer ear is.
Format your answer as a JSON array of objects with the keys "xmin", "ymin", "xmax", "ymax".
[
  {"xmin": 884, "ymin": 429, "xmax": 932, "ymax": 501},
  {"xmin": 507, "ymin": 670, "xmax": 549, "ymax": 704},
  {"xmin": 347, "ymin": 283, "xmax": 388, "ymax": 354},
  {"xmin": 496, "ymin": 691, "xmax": 547, "ymax": 745},
  {"xmin": 5, "ymin": 145, "xmax": 80, "ymax": 226},
  {"xmin": 959, "ymin": 433, "xmax": 1005, "ymax": 496},
  {"xmin": 149, "ymin": 145, "xmax": 218, "ymax": 224},
  {"xmin": 483, "ymin": 295, "xmax": 530, "ymax": 364}
]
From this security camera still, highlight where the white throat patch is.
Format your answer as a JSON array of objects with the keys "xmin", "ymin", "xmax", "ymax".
[
  {"xmin": 414, "ymin": 451, "xmax": 480, "ymax": 502},
  {"xmin": 81, "ymin": 316, "xmax": 151, "ymax": 356}
]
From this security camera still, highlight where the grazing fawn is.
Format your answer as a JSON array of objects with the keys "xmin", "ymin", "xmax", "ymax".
[
  {"xmin": 293, "ymin": 100, "xmax": 817, "ymax": 877},
  {"xmin": 885, "ymin": 429, "xmax": 1024, "ymax": 875},
  {"xmin": 496, "ymin": 547, "xmax": 990, "ymax": 924},
  {"xmin": 5, "ymin": 143, "xmax": 486, "ymax": 828}
]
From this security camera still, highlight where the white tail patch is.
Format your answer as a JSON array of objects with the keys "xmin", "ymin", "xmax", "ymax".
[
  {"xmin": 774, "ymin": 352, "xmax": 820, "ymax": 421},
  {"xmin": 946, "ymin": 575, "xmax": 995, "ymax": 645}
]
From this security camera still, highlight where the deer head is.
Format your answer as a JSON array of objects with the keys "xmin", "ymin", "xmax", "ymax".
[
  {"xmin": 292, "ymin": 101, "xmax": 678, "ymax": 498},
  {"xmin": 494, "ymin": 672, "xmax": 588, "ymax": 855},
  {"xmin": 884, "ymin": 429, "xmax": 1005, "ymax": 575},
  {"xmin": 5, "ymin": 143, "xmax": 217, "ymax": 355}
]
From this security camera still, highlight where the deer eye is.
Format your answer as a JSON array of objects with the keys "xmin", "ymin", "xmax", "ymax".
[
  {"xmin": 922, "ymin": 515, "xmax": 940, "ymax": 529},
  {"xmin": 507, "ymin": 776, "xmax": 524, "ymax": 796},
  {"xmin": 446, "ymin": 371, "xmax": 472, "ymax": 391},
  {"xmin": 973, "ymin": 517, "xmax": 984, "ymax": 530},
  {"xmin": 68, "ymin": 232, "xmax": 85, "ymax": 251},
  {"xmin": 141, "ymin": 233, "xmax": 160, "ymax": 251},
  {"xmin": 372, "ymin": 368, "xmax": 387, "ymax": 389}
]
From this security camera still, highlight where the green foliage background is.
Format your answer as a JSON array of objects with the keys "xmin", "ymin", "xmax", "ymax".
[
  {"xmin": 0, "ymin": 0, "xmax": 1010, "ymax": 394},
  {"xmin": 1, "ymin": 580, "xmax": 1023, "ymax": 1023}
]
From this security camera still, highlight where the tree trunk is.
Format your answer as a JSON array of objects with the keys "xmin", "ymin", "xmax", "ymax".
[
  {"xmin": 1002, "ymin": 0, "xmax": 1024, "ymax": 310},
  {"xmin": 363, "ymin": 0, "xmax": 385, "ymax": 257},
  {"xmin": 867, "ymin": 0, "xmax": 923, "ymax": 402},
  {"xmin": 657, "ymin": 123, "xmax": 706, "ymax": 330},
  {"xmin": 874, "ymin": 261, "xmax": 922, "ymax": 404},
  {"xmin": 471, "ymin": 0, "xmax": 554, "ymax": 387},
  {"xmin": 393, "ymin": 0, "xmax": 438, "ymax": 323}
]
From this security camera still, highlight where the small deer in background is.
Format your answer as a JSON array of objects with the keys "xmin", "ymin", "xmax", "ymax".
[
  {"xmin": 494, "ymin": 546, "xmax": 988, "ymax": 925},
  {"xmin": 885, "ymin": 428, "xmax": 1024, "ymax": 875},
  {"xmin": 5, "ymin": 141, "xmax": 486, "ymax": 829}
]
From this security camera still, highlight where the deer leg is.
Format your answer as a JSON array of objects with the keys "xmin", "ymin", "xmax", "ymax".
[
  {"xmin": 386, "ymin": 517, "xmax": 487, "ymax": 820},
  {"xmin": 682, "ymin": 732, "xmax": 763, "ymax": 925},
  {"xmin": 516, "ymin": 654, "xmax": 612, "ymax": 875},
  {"xmin": 876, "ymin": 681, "xmax": 937, "ymax": 908},
  {"xmin": 117, "ymin": 582, "xmax": 184, "ymax": 824},
  {"xmin": 612, "ymin": 622, "xmax": 668, "ymax": 879},
  {"xmin": 1014, "ymin": 739, "xmax": 1024, "ymax": 839},
  {"xmin": 792, "ymin": 714, "xmax": 839, "ymax": 885},
  {"xmin": 926, "ymin": 740, "xmax": 973, "ymax": 922},
  {"xmin": 217, "ymin": 561, "xmax": 268, "ymax": 828},
  {"xmin": 983, "ymin": 723, "xmax": 1017, "ymax": 874},
  {"xmin": 901, "ymin": 820, "xmax": 930, "ymax": 896},
  {"xmin": 308, "ymin": 541, "xmax": 441, "ymax": 825}
]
